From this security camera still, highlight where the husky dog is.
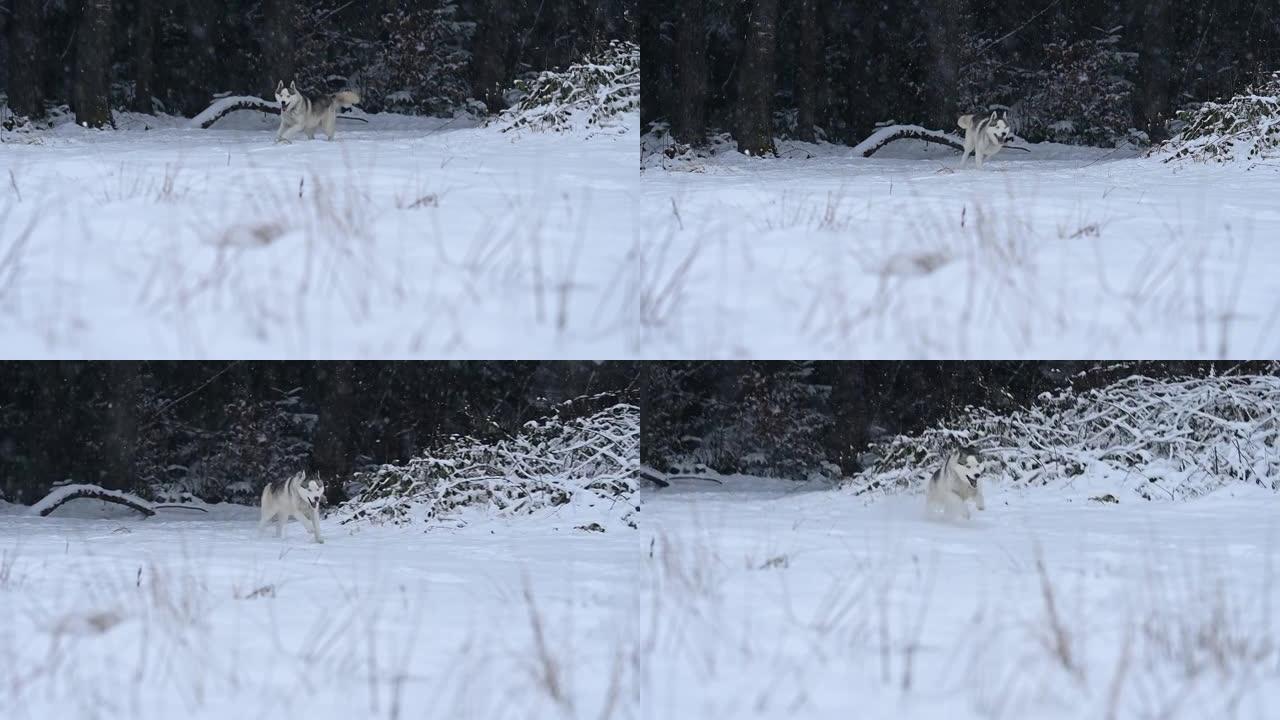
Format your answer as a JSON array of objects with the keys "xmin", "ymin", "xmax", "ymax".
[
  {"xmin": 925, "ymin": 446, "xmax": 986, "ymax": 520},
  {"xmin": 273, "ymin": 80, "xmax": 361, "ymax": 144},
  {"xmin": 259, "ymin": 471, "xmax": 325, "ymax": 543},
  {"xmin": 957, "ymin": 111, "xmax": 1013, "ymax": 169}
]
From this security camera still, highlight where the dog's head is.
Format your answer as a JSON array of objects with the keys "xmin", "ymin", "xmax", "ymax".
[
  {"xmin": 297, "ymin": 474, "xmax": 324, "ymax": 509},
  {"xmin": 274, "ymin": 80, "xmax": 300, "ymax": 107},
  {"xmin": 985, "ymin": 111, "xmax": 1012, "ymax": 144},
  {"xmin": 953, "ymin": 446, "xmax": 983, "ymax": 486}
]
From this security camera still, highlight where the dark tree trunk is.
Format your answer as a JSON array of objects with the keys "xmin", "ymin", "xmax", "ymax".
[
  {"xmin": 1137, "ymin": 0, "xmax": 1172, "ymax": 139},
  {"xmin": 74, "ymin": 0, "xmax": 113, "ymax": 129},
  {"xmin": 472, "ymin": 0, "xmax": 514, "ymax": 112},
  {"xmin": 671, "ymin": 0, "xmax": 707, "ymax": 145},
  {"xmin": 132, "ymin": 0, "xmax": 156, "ymax": 112},
  {"xmin": 6, "ymin": 0, "xmax": 44, "ymax": 119},
  {"xmin": 735, "ymin": 0, "xmax": 778, "ymax": 156},
  {"xmin": 824, "ymin": 363, "xmax": 868, "ymax": 475},
  {"xmin": 262, "ymin": 0, "xmax": 296, "ymax": 94},
  {"xmin": 101, "ymin": 363, "xmax": 140, "ymax": 491},
  {"xmin": 312, "ymin": 362, "xmax": 355, "ymax": 481},
  {"xmin": 922, "ymin": 0, "xmax": 964, "ymax": 128},
  {"xmin": 793, "ymin": 0, "xmax": 821, "ymax": 142}
]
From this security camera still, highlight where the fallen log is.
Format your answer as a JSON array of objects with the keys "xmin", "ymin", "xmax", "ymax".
[
  {"xmin": 32, "ymin": 484, "xmax": 156, "ymax": 517},
  {"xmin": 852, "ymin": 123, "xmax": 1032, "ymax": 157},
  {"xmin": 189, "ymin": 95, "xmax": 369, "ymax": 130}
]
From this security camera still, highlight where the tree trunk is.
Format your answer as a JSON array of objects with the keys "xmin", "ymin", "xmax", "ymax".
[
  {"xmin": 472, "ymin": 0, "xmax": 514, "ymax": 112},
  {"xmin": 922, "ymin": 0, "xmax": 964, "ymax": 128},
  {"xmin": 671, "ymin": 0, "xmax": 707, "ymax": 146},
  {"xmin": 6, "ymin": 0, "xmax": 44, "ymax": 119},
  {"xmin": 74, "ymin": 0, "xmax": 113, "ymax": 129},
  {"xmin": 312, "ymin": 362, "xmax": 355, "ymax": 481},
  {"xmin": 793, "ymin": 0, "xmax": 821, "ymax": 142},
  {"xmin": 1137, "ymin": 0, "xmax": 1172, "ymax": 139},
  {"xmin": 132, "ymin": 0, "xmax": 155, "ymax": 112},
  {"xmin": 101, "ymin": 362, "xmax": 140, "ymax": 491},
  {"xmin": 823, "ymin": 363, "xmax": 868, "ymax": 476},
  {"xmin": 735, "ymin": 0, "xmax": 778, "ymax": 156},
  {"xmin": 262, "ymin": 0, "xmax": 296, "ymax": 94}
]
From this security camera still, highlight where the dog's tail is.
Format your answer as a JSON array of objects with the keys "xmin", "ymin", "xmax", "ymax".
[
  {"xmin": 957, "ymin": 114, "xmax": 973, "ymax": 130},
  {"xmin": 334, "ymin": 90, "xmax": 361, "ymax": 108}
]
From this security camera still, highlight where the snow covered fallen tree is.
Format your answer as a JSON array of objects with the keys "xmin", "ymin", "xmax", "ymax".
[
  {"xmin": 1156, "ymin": 71, "xmax": 1280, "ymax": 163},
  {"xmin": 496, "ymin": 40, "xmax": 638, "ymax": 135},
  {"xmin": 845, "ymin": 373, "xmax": 1280, "ymax": 500},
  {"xmin": 851, "ymin": 125, "xmax": 965, "ymax": 157},
  {"xmin": 336, "ymin": 403, "xmax": 639, "ymax": 530},
  {"xmin": 31, "ymin": 484, "xmax": 156, "ymax": 517},
  {"xmin": 850, "ymin": 124, "xmax": 1031, "ymax": 158}
]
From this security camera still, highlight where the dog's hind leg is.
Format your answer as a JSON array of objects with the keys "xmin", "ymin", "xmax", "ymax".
[
  {"xmin": 258, "ymin": 511, "xmax": 274, "ymax": 535},
  {"xmin": 324, "ymin": 114, "xmax": 337, "ymax": 141}
]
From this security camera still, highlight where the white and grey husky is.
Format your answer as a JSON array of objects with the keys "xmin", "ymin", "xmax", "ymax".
[
  {"xmin": 925, "ymin": 446, "xmax": 986, "ymax": 520},
  {"xmin": 274, "ymin": 80, "xmax": 361, "ymax": 144},
  {"xmin": 259, "ymin": 471, "xmax": 325, "ymax": 543},
  {"xmin": 957, "ymin": 111, "xmax": 1013, "ymax": 169}
]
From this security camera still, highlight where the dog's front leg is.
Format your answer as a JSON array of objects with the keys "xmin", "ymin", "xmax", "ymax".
[
  {"xmin": 308, "ymin": 506, "xmax": 324, "ymax": 544},
  {"xmin": 946, "ymin": 491, "xmax": 970, "ymax": 520},
  {"xmin": 278, "ymin": 124, "xmax": 302, "ymax": 145},
  {"xmin": 975, "ymin": 485, "xmax": 986, "ymax": 511}
]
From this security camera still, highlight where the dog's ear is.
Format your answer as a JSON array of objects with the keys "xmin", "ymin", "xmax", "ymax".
[
  {"xmin": 290, "ymin": 81, "xmax": 298, "ymax": 91},
  {"xmin": 276, "ymin": 80, "xmax": 284, "ymax": 91},
  {"xmin": 989, "ymin": 111, "xmax": 999, "ymax": 121}
]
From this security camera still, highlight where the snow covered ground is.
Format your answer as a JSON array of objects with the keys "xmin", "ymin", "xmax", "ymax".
[
  {"xmin": 0, "ymin": 498, "xmax": 648, "ymax": 719},
  {"xmin": 0, "ymin": 108, "xmax": 636, "ymax": 358},
  {"xmin": 639, "ymin": 139, "xmax": 1280, "ymax": 357},
  {"xmin": 639, "ymin": 476, "xmax": 1280, "ymax": 719},
  {"xmin": 6, "ymin": 475, "xmax": 1278, "ymax": 719}
]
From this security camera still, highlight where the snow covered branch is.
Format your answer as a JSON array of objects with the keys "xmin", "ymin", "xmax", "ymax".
[
  {"xmin": 1156, "ymin": 71, "xmax": 1280, "ymax": 163},
  {"xmin": 851, "ymin": 125, "xmax": 966, "ymax": 157},
  {"xmin": 847, "ymin": 374, "xmax": 1280, "ymax": 501},
  {"xmin": 851, "ymin": 124, "xmax": 1033, "ymax": 157},
  {"xmin": 496, "ymin": 40, "xmax": 638, "ymax": 135},
  {"xmin": 31, "ymin": 484, "xmax": 156, "ymax": 517},
  {"xmin": 188, "ymin": 96, "xmax": 281, "ymax": 129},
  {"xmin": 337, "ymin": 403, "xmax": 639, "ymax": 530}
]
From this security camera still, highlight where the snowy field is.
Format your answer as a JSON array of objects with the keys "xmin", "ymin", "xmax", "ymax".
[
  {"xmin": 0, "ymin": 498, "xmax": 649, "ymax": 719},
  {"xmin": 639, "ymin": 141, "xmax": 1280, "ymax": 358},
  {"xmin": 0, "ymin": 110, "xmax": 636, "ymax": 358},
  {"xmin": 5, "ymin": 477, "xmax": 1278, "ymax": 719},
  {"xmin": 640, "ymin": 477, "xmax": 1280, "ymax": 719}
]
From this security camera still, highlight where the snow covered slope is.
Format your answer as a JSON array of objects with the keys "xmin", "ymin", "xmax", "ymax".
[
  {"xmin": 0, "ymin": 109, "xmax": 636, "ymax": 358},
  {"xmin": 639, "ymin": 138, "xmax": 1280, "ymax": 358}
]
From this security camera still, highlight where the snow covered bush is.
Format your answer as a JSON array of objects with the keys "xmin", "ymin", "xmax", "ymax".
[
  {"xmin": 846, "ymin": 374, "xmax": 1280, "ymax": 501},
  {"xmin": 336, "ymin": 403, "xmax": 639, "ymax": 530},
  {"xmin": 1157, "ymin": 71, "xmax": 1280, "ymax": 163},
  {"xmin": 496, "ymin": 40, "xmax": 638, "ymax": 134}
]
